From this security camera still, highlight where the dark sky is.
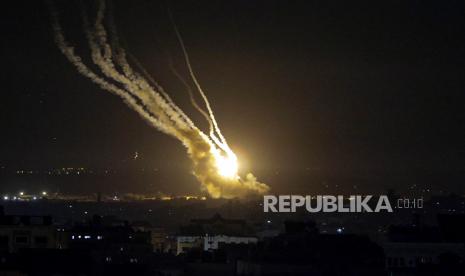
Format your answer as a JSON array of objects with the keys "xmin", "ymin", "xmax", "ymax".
[{"xmin": 1, "ymin": 0, "xmax": 465, "ymax": 195}]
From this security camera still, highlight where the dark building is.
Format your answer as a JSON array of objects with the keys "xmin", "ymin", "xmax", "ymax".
[
  {"xmin": 69, "ymin": 215, "xmax": 153, "ymax": 265},
  {"xmin": 383, "ymin": 214, "xmax": 465, "ymax": 275},
  {"xmin": 0, "ymin": 205, "xmax": 57, "ymax": 254},
  {"xmin": 236, "ymin": 220, "xmax": 386, "ymax": 276}
]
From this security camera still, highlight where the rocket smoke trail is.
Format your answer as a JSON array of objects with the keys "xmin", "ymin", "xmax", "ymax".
[
  {"xmin": 167, "ymin": 7, "xmax": 228, "ymax": 151},
  {"xmin": 49, "ymin": 0, "xmax": 269, "ymax": 198}
]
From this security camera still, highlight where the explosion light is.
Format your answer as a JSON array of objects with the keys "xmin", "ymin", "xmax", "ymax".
[{"xmin": 215, "ymin": 152, "xmax": 239, "ymax": 179}]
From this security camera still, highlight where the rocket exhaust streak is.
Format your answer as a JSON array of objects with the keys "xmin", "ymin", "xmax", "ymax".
[
  {"xmin": 167, "ymin": 8, "xmax": 230, "ymax": 152},
  {"xmin": 167, "ymin": 58, "xmax": 216, "ymax": 138},
  {"xmin": 49, "ymin": 0, "xmax": 269, "ymax": 198}
]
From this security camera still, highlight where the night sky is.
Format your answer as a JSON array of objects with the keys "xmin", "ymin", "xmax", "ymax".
[{"xmin": 1, "ymin": 0, "xmax": 465, "ymax": 195}]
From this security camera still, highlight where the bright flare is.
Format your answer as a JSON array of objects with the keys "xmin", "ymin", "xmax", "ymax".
[{"xmin": 215, "ymin": 152, "xmax": 239, "ymax": 179}]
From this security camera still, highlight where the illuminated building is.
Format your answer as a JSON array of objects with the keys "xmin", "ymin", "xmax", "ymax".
[{"xmin": 176, "ymin": 214, "xmax": 257, "ymax": 254}]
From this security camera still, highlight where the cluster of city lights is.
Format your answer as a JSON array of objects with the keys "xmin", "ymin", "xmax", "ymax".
[
  {"xmin": 2, "ymin": 191, "xmax": 48, "ymax": 201},
  {"xmin": 16, "ymin": 167, "xmax": 87, "ymax": 175}
]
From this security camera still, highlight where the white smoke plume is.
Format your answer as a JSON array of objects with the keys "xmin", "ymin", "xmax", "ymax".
[{"xmin": 49, "ymin": 0, "xmax": 269, "ymax": 198}]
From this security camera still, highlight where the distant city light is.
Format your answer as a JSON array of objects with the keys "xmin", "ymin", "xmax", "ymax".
[
  {"xmin": 42, "ymin": 191, "xmax": 47, "ymax": 196},
  {"xmin": 33, "ymin": 196, "xmax": 37, "ymax": 200},
  {"xmin": 3, "ymin": 196, "xmax": 8, "ymax": 200},
  {"xmin": 19, "ymin": 192, "xmax": 24, "ymax": 196}
]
